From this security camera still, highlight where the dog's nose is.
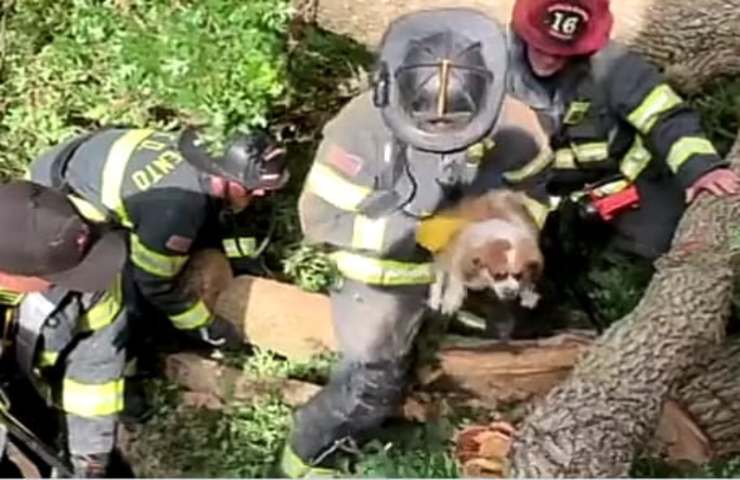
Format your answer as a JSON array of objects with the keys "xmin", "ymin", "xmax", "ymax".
[{"xmin": 499, "ymin": 286, "xmax": 519, "ymax": 299}]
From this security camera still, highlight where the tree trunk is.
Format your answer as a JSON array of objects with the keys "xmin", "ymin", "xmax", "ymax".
[
  {"xmin": 505, "ymin": 131, "xmax": 740, "ymax": 477},
  {"xmin": 294, "ymin": 0, "xmax": 740, "ymax": 93}
]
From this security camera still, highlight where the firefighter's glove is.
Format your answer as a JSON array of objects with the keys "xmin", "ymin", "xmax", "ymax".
[
  {"xmin": 188, "ymin": 315, "xmax": 244, "ymax": 350},
  {"xmin": 416, "ymin": 215, "xmax": 469, "ymax": 253}
]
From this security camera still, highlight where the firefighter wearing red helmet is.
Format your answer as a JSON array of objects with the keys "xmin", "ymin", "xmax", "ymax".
[{"xmin": 504, "ymin": 0, "xmax": 739, "ymax": 260}]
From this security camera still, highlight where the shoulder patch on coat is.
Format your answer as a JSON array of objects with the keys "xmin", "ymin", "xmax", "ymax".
[
  {"xmin": 326, "ymin": 145, "xmax": 364, "ymax": 177},
  {"xmin": 166, "ymin": 235, "xmax": 193, "ymax": 253}
]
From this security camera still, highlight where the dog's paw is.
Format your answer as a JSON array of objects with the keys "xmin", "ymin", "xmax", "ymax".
[
  {"xmin": 519, "ymin": 288, "xmax": 540, "ymax": 309},
  {"xmin": 440, "ymin": 279, "xmax": 466, "ymax": 315},
  {"xmin": 428, "ymin": 276, "xmax": 444, "ymax": 311}
]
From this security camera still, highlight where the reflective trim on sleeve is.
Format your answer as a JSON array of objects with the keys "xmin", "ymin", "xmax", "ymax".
[
  {"xmin": 169, "ymin": 299, "xmax": 211, "ymax": 330},
  {"xmin": 130, "ymin": 234, "xmax": 188, "ymax": 278},
  {"xmin": 304, "ymin": 163, "xmax": 371, "ymax": 212},
  {"xmin": 666, "ymin": 137, "xmax": 718, "ymax": 173},
  {"xmin": 619, "ymin": 136, "xmax": 652, "ymax": 181},
  {"xmin": 81, "ymin": 276, "xmax": 123, "ymax": 331},
  {"xmin": 223, "ymin": 237, "xmax": 257, "ymax": 258},
  {"xmin": 572, "ymin": 142, "xmax": 609, "ymax": 163},
  {"xmin": 38, "ymin": 350, "xmax": 60, "ymax": 368},
  {"xmin": 627, "ymin": 84, "xmax": 683, "ymax": 134},
  {"xmin": 503, "ymin": 149, "xmax": 554, "ymax": 183}
]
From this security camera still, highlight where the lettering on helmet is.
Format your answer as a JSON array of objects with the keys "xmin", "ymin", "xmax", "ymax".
[{"xmin": 545, "ymin": 3, "xmax": 589, "ymax": 41}]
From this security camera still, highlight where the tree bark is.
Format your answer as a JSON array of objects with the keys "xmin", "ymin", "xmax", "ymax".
[
  {"xmin": 293, "ymin": 0, "xmax": 740, "ymax": 93},
  {"xmin": 505, "ymin": 131, "xmax": 740, "ymax": 477}
]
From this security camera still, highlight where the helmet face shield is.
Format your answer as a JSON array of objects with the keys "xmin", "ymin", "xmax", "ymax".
[
  {"xmin": 375, "ymin": 9, "xmax": 508, "ymax": 152},
  {"xmin": 395, "ymin": 41, "xmax": 494, "ymax": 134},
  {"xmin": 179, "ymin": 128, "xmax": 289, "ymax": 191}
]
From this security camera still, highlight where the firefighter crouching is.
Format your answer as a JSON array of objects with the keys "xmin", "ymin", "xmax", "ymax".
[
  {"xmin": 26, "ymin": 125, "xmax": 288, "ymax": 352},
  {"xmin": 0, "ymin": 181, "xmax": 129, "ymax": 477},
  {"xmin": 280, "ymin": 8, "xmax": 552, "ymax": 476},
  {"xmin": 502, "ymin": 0, "xmax": 740, "ymax": 260}
]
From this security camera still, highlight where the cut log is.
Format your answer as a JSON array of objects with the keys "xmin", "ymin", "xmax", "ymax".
[
  {"xmin": 293, "ymin": 0, "xmax": 740, "ymax": 93},
  {"xmin": 163, "ymin": 352, "xmax": 321, "ymax": 408},
  {"xmin": 216, "ymin": 275, "xmax": 337, "ymax": 361}
]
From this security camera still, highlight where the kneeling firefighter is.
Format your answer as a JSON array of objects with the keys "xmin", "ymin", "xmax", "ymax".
[
  {"xmin": 0, "ymin": 181, "xmax": 129, "ymax": 477},
  {"xmin": 26, "ymin": 126, "xmax": 288, "ymax": 352},
  {"xmin": 281, "ymin": 8, "xmax": 550, "ymax": 476}
]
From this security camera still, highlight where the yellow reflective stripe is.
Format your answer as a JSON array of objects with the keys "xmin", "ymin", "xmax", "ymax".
[
  {"xmin": 620, "ymin": 136, "xmax": 652, "ymax": 181},
  {"xmin": 330, "ymin": 251, "xmax": 433, "ymax": 285},
  {"xmin": 38, "ymin": 351, "xmax": 59, "ymax": 368},
  {"xmin": 627, "ymin": 84, "xmax": 683, "ymax": 134},
  {"xmin": 82, "ymin": 276, "xmax": 123, "ymax": 331},
  {"xmin": 666, "ymin": 137, "xmax": 718, "ymax": 173},
  {"xmin": 573, "ymin": 142, "xmax": 609, "ymax": 162},
  {"xmin": 520, "ymin": 196, "xmax": 552, "ymax": 229},
  {"xmin": 503, "ymin": 149, "xmax": 554, "ymax": 183},
  {"xmin": 305, "ymin": 163, "xmax": 371, "ymax": 212},
  {"xmin": 170, "ymin": 300, "xmax": 211, "ymax": 330},
  {"xmin": 223, "ymin": 237, "xmax": 257, "ymax": 258},
  {"xmin": 67, "ymin": 194, "xmax": 108, "ymax": 223},
  {"xmin": 592, "ymin": 179, "xmax": 630, "ymax": 197},
  {"xmin": 130, "ymin": 234, "xmax": 188, "ymax": 278},
  {"xmin": 554, "ymin": 149, "xmax": 577, "ymax": 169},
  {"xmin": 62, "ymin": 378, "xmax": 124, "ymax": 417},
  {"xmin": 0, "ymin": 289, "xmax": 24, "ymax": 306},
  {"xmin": 101, "ymin": 129, "xmax": 154, "ymax": 227},
  {"xmin": 351, "ymin": 216, "xmax": 386, "ymax": 252}
]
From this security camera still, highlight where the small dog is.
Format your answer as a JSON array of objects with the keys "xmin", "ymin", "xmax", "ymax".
[{"xmin": 428, "ymin": 189, "xmax": 544, "ymax": 316}]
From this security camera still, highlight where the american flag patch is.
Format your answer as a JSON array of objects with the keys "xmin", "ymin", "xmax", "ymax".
[
  {"xmin": 326, "ymin": 145, "xmax": 364, "ymax": 177},
  {"xmin": 166, "ymin": 234, "xmax": 193, "ymax": 253}
]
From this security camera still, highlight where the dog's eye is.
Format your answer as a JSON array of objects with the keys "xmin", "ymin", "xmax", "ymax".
[
  {"xmin": 493, "ymin": 272, "xmax": 507, "ymax": 281},
  {"xmin": 472, "ymin": 257, "xmax": 482, "ymax": 267},
  {"xmin": 512, "ymin": 272, "xmax": 522, "ymax": 280}
]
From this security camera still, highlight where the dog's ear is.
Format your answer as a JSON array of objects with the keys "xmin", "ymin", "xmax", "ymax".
[
  {"xmin": 524, "ymin": 259, "xmax": 544, "ymax": 282},
  {"xmin": 511, "ymin": 239, "xmax": 544, "ymax": 281}
]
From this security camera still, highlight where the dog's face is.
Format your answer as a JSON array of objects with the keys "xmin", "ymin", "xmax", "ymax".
[{"xmin": 462, "ymin": 238, "xmax": 543, "ymax": 301}]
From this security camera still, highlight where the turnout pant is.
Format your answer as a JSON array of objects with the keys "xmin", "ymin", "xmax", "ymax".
[
  {"xmin": 18, "ymin": 287, "xmax": 127, "ymax": 457},
  {"xmin": 289, "ymin": 278, "xmax": 428, "ymax": 462}
]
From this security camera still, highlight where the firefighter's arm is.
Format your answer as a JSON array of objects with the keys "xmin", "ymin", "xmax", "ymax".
[
  {"xmin": 605, "ymin": 49, "xmax": 729, "ymax": 190},
  {"xmin": 298, "ymin": 137, "xmax": 419, "ymax": 258},
  {"xmin": 128, "ymin": 195, "xmax": 212, "ymax": 331}
]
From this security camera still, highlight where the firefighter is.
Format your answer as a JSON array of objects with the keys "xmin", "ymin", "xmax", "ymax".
[
  {"xmin": 503, "ymin": 0, "xmax": 740, "ymax": 259},
  {"xmin": 279, "ymin": 8, "xmax": 544, "ymax": 476},
  {"xmin": 0, "ymin": 180, "xmax": 128, "ymax": 477},
  {"xmin": 26, "ymin": 126, "xmax": 288, "ymax": 350}
]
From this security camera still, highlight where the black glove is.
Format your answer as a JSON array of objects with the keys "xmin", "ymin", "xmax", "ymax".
[{"xmin": 185, "ymin": 315, "xmax": 244, "ymax": 350}]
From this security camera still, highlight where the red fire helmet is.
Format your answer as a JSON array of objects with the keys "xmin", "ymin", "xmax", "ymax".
[{"xmin": 512, "ymin": 0, "xmax": 614, "ymax": 56}]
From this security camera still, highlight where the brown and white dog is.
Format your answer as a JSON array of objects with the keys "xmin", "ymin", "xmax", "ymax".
[{"xmin": 428, "ymin": 189, "xmax": 544, "ymax": 316}]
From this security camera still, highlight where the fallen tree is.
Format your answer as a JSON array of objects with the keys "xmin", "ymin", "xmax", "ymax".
[{"xmin": 175, "ymin": 243, "xmax": 740, "ymax": 470}]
